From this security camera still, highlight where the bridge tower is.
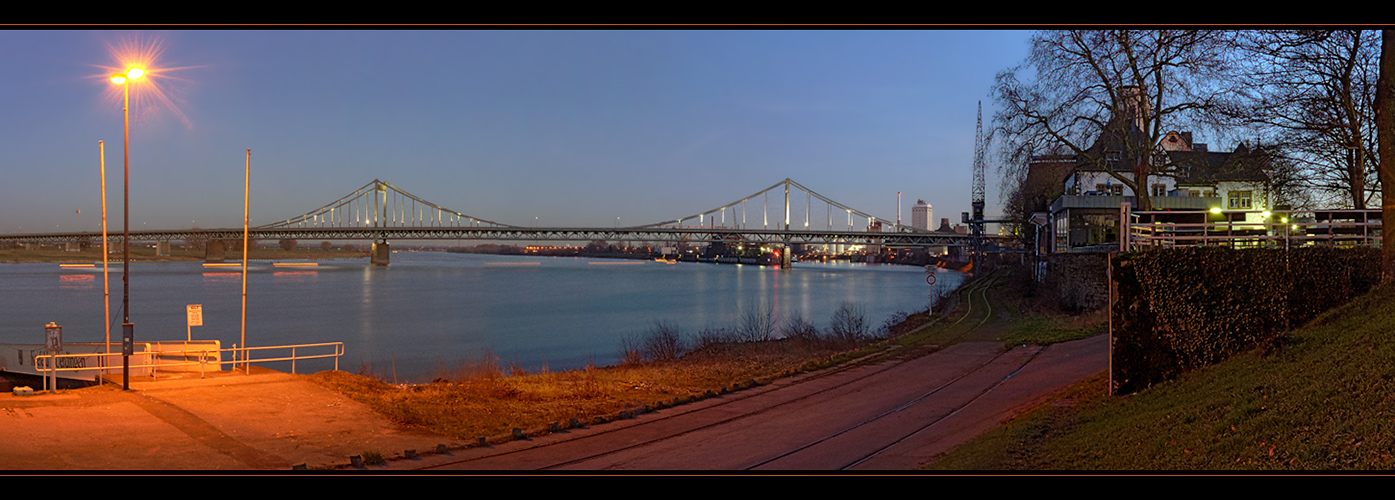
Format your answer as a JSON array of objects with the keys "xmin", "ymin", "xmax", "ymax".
[{"xmin": 372, "ymin": 180, "xmax": 390, "ymax": 266}]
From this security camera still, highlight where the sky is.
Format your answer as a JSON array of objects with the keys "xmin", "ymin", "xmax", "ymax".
[{"xmin": 0, "ymin": 29, "xmax": 1034, "ymax": 235}]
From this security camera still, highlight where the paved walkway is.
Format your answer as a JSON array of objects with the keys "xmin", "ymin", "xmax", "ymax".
[
  {"xmin": 0, "ymin": 335, "xmax": 1107, "ymax": 472},
  {"xmin": 0, "ymin": 367, "xmax": 462, "ymax": 470}
]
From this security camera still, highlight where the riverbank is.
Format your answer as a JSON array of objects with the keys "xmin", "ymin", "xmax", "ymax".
[{"xmin": 310, "ymin": 268, "xmax": 1101, "ymax": 451}]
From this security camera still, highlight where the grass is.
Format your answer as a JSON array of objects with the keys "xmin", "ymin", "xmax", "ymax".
[
  {"xmin": 310, "ymin": 338, "xmax": 866, "ymax": 442},
  {"xmin": 361, "ymin": 450, "xmax": 386, "ymax": 466},
  {"xmin": 929, "ymin": 280, "xmax": 1395, "ymax": 471}
]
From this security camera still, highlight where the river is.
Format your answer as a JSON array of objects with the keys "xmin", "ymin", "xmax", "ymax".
[{"xmin": 0, "ymin": 252, "xmax": 963, "ymax": 382}]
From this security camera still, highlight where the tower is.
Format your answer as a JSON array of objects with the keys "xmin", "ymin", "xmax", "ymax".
[
  {"xmin": 971, "ymin": 101, "xmax": 986, "ymax": 271},
  {"xmin": 912, "ymin": 199, "xmax": 931, "ymax": 231}
]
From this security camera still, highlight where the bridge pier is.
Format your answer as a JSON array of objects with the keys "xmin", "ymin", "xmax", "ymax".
[
  {"xmin": 65, "ymin": 241, "xmax": 80, "ymax": 252},
  {"xmin": 371, "ymin": 241, "xmax": 390, "ymax": 266},
  {"xmin": 156, "ymin": 241, "xmax": 170, "ymax": 257},
  {"xmin": 205, "ymin": 240, "xmax": 226, "ymax": 263},
  {"xmin": 779, "ymin": 245, "xmax": 792, "ymax": 268}
]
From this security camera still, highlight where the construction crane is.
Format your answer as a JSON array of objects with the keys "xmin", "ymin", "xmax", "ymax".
[{"xmin": 961, "ymin": 101, "xmax": 1012, "ymax": 274}]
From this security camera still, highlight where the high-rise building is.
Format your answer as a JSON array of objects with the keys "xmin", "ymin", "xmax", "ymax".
[{"xmin": 911, "ymin": 199, "xmax": 932, "ymax": 231}]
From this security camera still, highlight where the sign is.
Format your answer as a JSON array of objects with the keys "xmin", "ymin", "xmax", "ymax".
[
  {"xmin": 44, "ymin": 322, "xmax": 62, "ymax": 352},
  {"xmin": 122, "ymin": 323, "xmax": 134, "ymax": 356},
  {"xmin": 187, "ymin": 304, "xmax": 203, "ymax": 327}
]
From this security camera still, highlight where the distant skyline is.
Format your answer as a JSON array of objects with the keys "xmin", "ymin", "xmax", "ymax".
[{"xmin": 1, "ymin": 30, "xmax": 1034, "ymax": 234}]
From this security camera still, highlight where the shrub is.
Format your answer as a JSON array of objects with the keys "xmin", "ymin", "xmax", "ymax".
[
  {"xmin": 1111, "ymin": 246, "xmax": 1380, "ymax": 394},
  {"xmin": 617, "ymin": 335, "xmax": 643, "ymax": 365},
  {"xmin": 642, "ymin": 321, "xmax": 686, "ymax": 362},
  {"xmin": 828, "ymin": 304, "xmax": 869, "ymax": 346},
  {"xmin": 694, "ymin": 326, "xmax": 736, "ymax": 350},
  {"xmin": 783, "ymin": 311, "xmax": 820, "ymax": 341},
  {"xmin": 736, "ymin": 303, "xmax": 778, "ymax": 342}
]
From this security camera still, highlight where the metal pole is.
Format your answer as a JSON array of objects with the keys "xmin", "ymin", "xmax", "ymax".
[
  {"xmin": 241, "ymin": 149, "xmax": 250, "ymax": 374},
  {"xmin": 99, "ymin": 142, "xmax": 110, "ymax": 359},
  {"xmin": 121, "ymin": 81, "xmax": 131, "ymax": 392}
]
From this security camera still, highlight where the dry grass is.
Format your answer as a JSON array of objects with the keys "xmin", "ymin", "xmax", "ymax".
[{"xmin": 309, "ymin": 336, "xmax": 859, "ymax": 442}]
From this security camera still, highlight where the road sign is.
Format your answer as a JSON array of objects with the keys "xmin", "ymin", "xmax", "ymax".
[{"xmin": 187, "ymin": 304, "xmax": 203, "ymax": 327}]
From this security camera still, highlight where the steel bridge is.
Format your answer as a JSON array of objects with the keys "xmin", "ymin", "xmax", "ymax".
[{"xmin": 1, "ymin": 179, "xmax": 1010, "ymax": 264}]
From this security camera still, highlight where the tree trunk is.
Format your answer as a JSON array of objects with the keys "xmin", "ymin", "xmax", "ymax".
[{"xmin": 1378, "ymin": 30, "xmax": 1395, "ymax": 282}]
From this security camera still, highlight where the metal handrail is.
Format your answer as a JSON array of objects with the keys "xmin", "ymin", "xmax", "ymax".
[
  {"xmin": 33, "ymin": 342, "xmax": 344, "ymax": 388},
  {"xmin": 1127, "ymin": 219, "xmax": 1381, "ymax": 250}
]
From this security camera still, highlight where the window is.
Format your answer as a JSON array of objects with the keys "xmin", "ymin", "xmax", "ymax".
[
  {"xmin": 1151, "ymin": 184, "xmax": 1166, "ymax": 197},
  {"xmin": 1095, "ymin": 184, "xmax": 1123, "ymax": 196},
  {"xmin": 1228, "ymin": 190, "xmax": 1252, "ymax": 209}
]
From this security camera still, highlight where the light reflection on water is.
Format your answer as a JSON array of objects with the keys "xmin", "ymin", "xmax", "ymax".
[{"xmin": 0, "ymin": 252, "xmax": 963, "ymax": 382}]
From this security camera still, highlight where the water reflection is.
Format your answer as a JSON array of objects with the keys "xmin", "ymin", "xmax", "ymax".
[{"xmin": 1, "ymin": 254, "xmax": 962, "ymax": 383}]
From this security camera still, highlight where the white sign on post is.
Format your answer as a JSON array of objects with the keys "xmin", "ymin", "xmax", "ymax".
[
  {"xmin": 187, "ymin": 305, "xmax": 203, "ymax": 327},
  {"xmin": 186, "ymin": 304, "xmax": 203, "ymax": 342}
]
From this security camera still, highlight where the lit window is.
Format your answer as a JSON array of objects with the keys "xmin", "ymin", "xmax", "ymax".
[{"xmin": 1228, "ymin": 191, "xmax": 1253, "ymax": 209}]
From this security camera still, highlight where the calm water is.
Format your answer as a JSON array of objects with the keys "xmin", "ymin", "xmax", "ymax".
[{"xmin": 1, "ymin": 252, "xmax": 962, "ymax": 382}]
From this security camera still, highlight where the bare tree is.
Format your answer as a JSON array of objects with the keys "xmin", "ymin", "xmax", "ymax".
[
  {"xmin": 278, "ymin": 239, "xmax": 297, "ymax": 251},
  {"xmin": 1377, "ymin": 30, "xmax": 1395, "ymax": 282},
  {"xmin": 992, "ymin": 30, "xmax": 1233, "ymax": 211},
  {"xmin": 1222, "ymin": 30, "xmax": 1381, "ymax": 209}
]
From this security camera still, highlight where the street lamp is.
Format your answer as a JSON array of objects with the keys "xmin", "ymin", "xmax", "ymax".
[{"xmin": 111, "ymin": 66, "xmax": 143, "ymax": 391}]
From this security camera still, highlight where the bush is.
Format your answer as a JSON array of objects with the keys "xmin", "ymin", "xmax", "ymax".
[
  {"xmin": 783, "ymin": 311, "xmax": 820, "ymax": 341},
  {"xmin": 642, "ymin": 321, "xmax": 686, "ymax": 362},
  {"xmin": 828, "ymin": 304, "xmax": 869, "ymax": 346},
  {"xmin": 617, "ymin": 335, "xmax": 643, "ymax": 365},
  {"xmin": 694, "ymin": 326, "xmax": 736, "ymax": 350},
  {"xmin": 1111, "ymin": 246, "xmax": 1380, "ymax": 394},
  {"xmin": 736, "ymin": 303, "xmax": 777, "ymax": 342}
]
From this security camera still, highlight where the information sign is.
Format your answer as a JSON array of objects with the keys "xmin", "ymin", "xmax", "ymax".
[
  {"xmin": 44, "ymin": 322, "xmax": 62, "ymax": 352},
  {"xmin": 187, "ymin": 304, "xmax": 203, "ymax": 327}
]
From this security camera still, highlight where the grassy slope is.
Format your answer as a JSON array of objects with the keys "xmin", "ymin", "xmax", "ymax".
[{"xmin": 931, "ymin": 282, "xmax": 1395, "ymax": 470}]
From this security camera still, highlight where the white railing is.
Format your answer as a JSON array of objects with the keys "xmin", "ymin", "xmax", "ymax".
[
  {"xmin": 33, "ymin": 342, "xmax": 344, "ymax": 391},
  {"xmin": 1119, "ymin": 205, "xmax": 1382, "ymax": 251}
]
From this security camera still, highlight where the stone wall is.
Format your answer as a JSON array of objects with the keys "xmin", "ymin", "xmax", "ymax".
[{"xmin": 1041, "ymin": 252, "xmax": 1110, "ymax": 313}]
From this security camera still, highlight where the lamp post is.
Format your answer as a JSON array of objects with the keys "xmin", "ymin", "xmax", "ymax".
[{"xmin": 111, "ymin": 66, "xmax": 143, "ymax": 391}]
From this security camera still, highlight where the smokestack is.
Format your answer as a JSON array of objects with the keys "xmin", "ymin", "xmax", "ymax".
[{"xmin": 897, "ymin": 192, "xmax": 901, "ymax": 226}]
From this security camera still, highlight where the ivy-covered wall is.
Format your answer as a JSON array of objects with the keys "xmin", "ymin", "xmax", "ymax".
[
  {"xmin": 1110, "ymin": 246, "xmax": 1380, "ymax": 394},
  {"xmin": 1042, "ymin": 253, "xmax": 1109, "ymax": 313}
]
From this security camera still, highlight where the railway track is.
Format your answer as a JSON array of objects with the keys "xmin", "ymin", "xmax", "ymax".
[{"xmin": 417, "ymin": 270, "xmax": 1084, "ymax": 471}]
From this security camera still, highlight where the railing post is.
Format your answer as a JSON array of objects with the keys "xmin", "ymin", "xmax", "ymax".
[
  {"xmin": 292, "ymin": 346, "xmax": 297, "ymax": 375},
  {"xmin": 1119, "ymin": 202, "xmax": 1131, "ymax": 252}
]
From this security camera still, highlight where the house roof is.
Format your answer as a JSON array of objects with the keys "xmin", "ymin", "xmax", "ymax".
[{"xmin": 1165, "ymin": 142, "xmax": 1270, "ymax": 186}]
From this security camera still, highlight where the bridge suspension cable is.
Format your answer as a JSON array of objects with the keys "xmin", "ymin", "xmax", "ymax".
[
  {"xmin": 256, "ymin": 179, "xmax": 516, "ymax": 230},
  {"xmin": 636, "ymin": 178, "xmax": 929, "ymax": 234}
]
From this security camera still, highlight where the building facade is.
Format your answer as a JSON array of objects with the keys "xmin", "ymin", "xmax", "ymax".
[{"xmin": 911, "ymin": 200, "xmax": 932, "ymax": 231}]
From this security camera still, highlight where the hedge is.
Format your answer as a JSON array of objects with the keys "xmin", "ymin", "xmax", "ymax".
[{"xmin": 1110, "ymin": 246, "xmax": 1380, "ymax": 394}]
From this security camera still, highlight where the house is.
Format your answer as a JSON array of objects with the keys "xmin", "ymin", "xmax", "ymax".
[{"xmin": 1037, "ymin": 129, "xmax": 1274, "ymax": 253}]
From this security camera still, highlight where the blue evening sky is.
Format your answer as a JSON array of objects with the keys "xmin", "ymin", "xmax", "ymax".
[{"xmin": 0, "ymin": 29, "xmax": 1033, "ymax": 234}]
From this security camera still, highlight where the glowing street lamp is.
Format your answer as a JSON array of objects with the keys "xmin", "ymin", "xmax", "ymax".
[{"xmin": 110, "ymin": 66, "xmax": 143, "ymax": 391}]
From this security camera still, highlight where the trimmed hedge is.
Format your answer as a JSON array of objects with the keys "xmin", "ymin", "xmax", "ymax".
[{"xmin": 1111, "ymin": 246, "xmax": 1380, "ymax": 394}]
